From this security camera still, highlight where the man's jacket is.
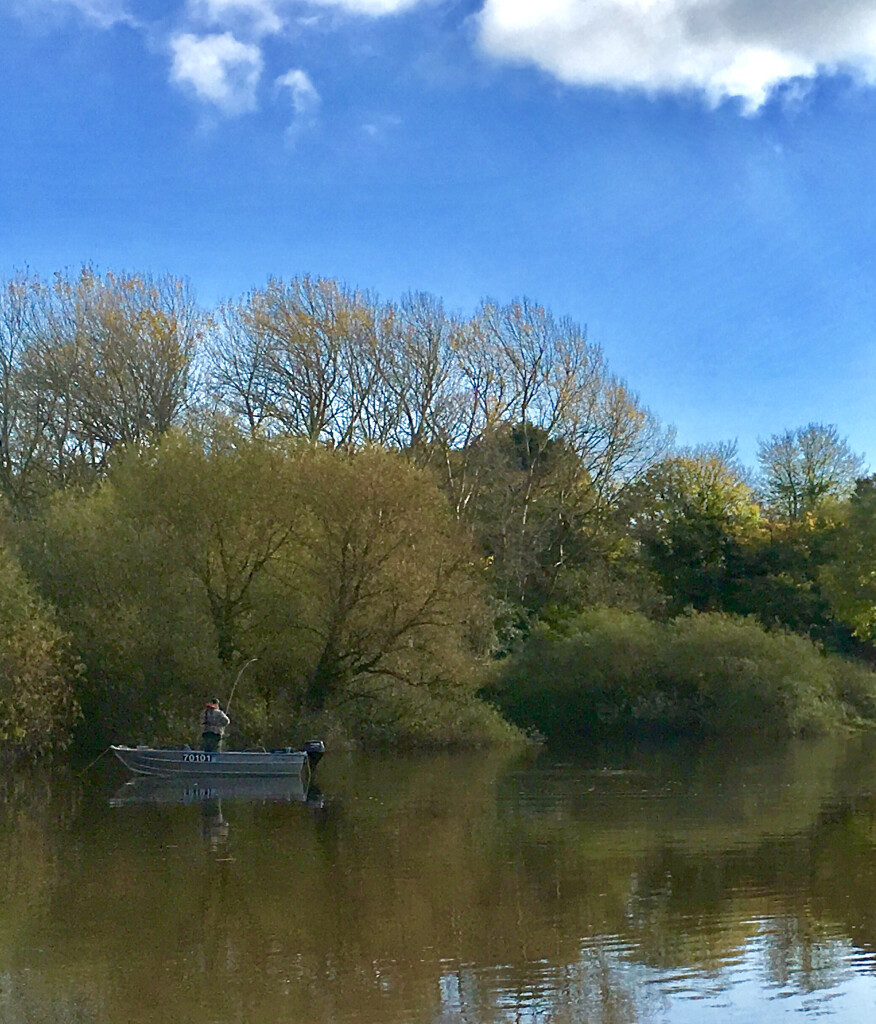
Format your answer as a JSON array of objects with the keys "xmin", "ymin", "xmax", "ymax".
[{"xmin": 200, "ymin": 706, "xmax": 230, "ymax": 735}]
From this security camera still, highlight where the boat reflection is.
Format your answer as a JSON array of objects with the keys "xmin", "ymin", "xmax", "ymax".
[
  {"xmin": 110, "ymin": 774, "xmax": 324, "ymax": 808},
  {"xmin": 200, "ymin": 797, "xmax": 230, "ymax": 849}
]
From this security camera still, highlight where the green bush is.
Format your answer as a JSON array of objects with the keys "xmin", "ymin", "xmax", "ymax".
[
  {"xmin": 491, "ymin": 608, "xmax": 663, "ymax": 737},
  {"xmin": 492, "ymin": 608, "xmax": 874, "ymax": 739},
  {"xmin": 831, "ymin": 658, "xmax": 876, "ymax": 724},
  {"xmin": 664, "ymin": 612, "xmax": 840, "ymax": 734},
  {"xmin": 310, "ymin": 680, "xmax": 526, "ymax": 750}
]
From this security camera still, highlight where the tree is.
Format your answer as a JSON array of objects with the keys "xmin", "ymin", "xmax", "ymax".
[
  {"xmin": 251, "ymin": 276, "xmax": 381, "ymax": 445},
  {"xmin": 629, "ymin": 444, "xmax": 762, "ymax": 613},
  {"xmin": 0, "ymin": 268, "xmax": 202, "ymax": 507},
  {"xmin": 375, "ymin": 291, "xmax": 461, "ymax": 458},
  {"xmin": 427, "ymin": 301, "xmax": 670, "ymax": 617},
  {"xmin": 0, "ymin": 539, "xmax": 79, "ymax": 757},
  {"xmin": 757, "ymin": 423, "xmax": 864, "ymax": 522},
  {"xmin": 205, "ymin": 296, "xmax": 276, "ymax": 435},
  {"xmin": 21, "ymin": 424, "xmax": 492, "ymax": 744},
  {"xmin": 0, "ymin": 274, "xmax": 56, "ymax": 508},
  {"xmin": 293, "ymin": 446, "xmax": 488, "ymax": 713},
  {"xmin": 821, "ymin": 477, "xmax": 876, "ymax": 642},
  {"xmin": 107, "ymin": 424, "xmax": 306, "ymax": 669},
  {"xmin": 452, "ymin": 421, "xmax": 589, "ymax": 610},
  {"xmin": 440, "ymin": 300, "xmax": 669, "ymax": 521},
  {"xmin": 50, "ymin": 268, "xmax": 202, "ymax": 454},
  {"xmin": 20, "ymin": 423, "xmax": 305, "ymax": 743}
]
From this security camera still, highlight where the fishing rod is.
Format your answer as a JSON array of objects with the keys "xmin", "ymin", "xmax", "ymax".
[{"xmin": 225, "ymin": 657, "xmax": 258, "ymax": 714}]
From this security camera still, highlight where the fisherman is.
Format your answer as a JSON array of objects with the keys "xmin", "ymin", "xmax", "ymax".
[{"xmin": 200, "ymin": 697, "xmax": 230, "ymax": 753}]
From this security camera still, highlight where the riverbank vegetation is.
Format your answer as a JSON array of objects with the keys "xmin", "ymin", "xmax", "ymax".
[
  {"xmin": 2, "ymin": 267, "xmax": 876, "ymax": 756},
  {"xmin": 489, "ymin": 608, "xmax": 876, "ymax": 740}
]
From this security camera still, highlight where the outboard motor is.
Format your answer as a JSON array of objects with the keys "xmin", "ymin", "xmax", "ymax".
[{"xmin": 303, "ymin": 739, "xmax": 325, "ymax": 770}]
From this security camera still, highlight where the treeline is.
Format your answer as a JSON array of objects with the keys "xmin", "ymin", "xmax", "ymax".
[{"xmin": 2, "ymin": 267, "xmax": 876, "ymax": 755}]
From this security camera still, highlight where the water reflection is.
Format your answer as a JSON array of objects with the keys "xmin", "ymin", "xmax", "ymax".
[
  {"xmin": 109, "ymin": 774, "xmax": 322, "ymax": 807},
  {"xmin": 109, "ymin": 775, "xmax": 326, "ymax": 852},
  {"xmin": 3, "ymin": 738, "xmax": 876, "ymax": 1022}
]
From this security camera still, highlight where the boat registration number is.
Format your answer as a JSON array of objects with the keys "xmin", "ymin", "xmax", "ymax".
[{"xmin": 183, "ymin": 753, "xmax": 214, "ymax": 763}]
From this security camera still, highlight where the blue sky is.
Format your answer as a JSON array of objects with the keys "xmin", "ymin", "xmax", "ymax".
[{"xmin": 3, "ymin": 0, "xmax": 876, "ymax": 470}]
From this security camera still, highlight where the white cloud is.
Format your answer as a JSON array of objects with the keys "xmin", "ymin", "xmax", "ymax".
[
  {"xmin": 297, "ymin": 0, "xmax": 421, "ymax": 16},
  {"xmin": 188, "ymin": 0, "xmax": 284, "ymax": 38},
  {"xmin": 170, "ymin": 31, "xmax": 263, "ymax": 114},
  {"xmin": 24, "ymin": 0, "xmax": 137, "ymax": 28},
  {"xmin": 361, "ymin": 113, "xmax": 401, "ymax": 138},
  {"xmin": 476, "ymin": 0, "xmax": 876, "ymax": 111},
  {"xmin": 186, "ymin": 0, "xmax": 421, "ymax": 33},
  {"xmin": 276, "ymin": 68, "xmax": 319, "ymax": 113},
  {"xmin": 276, "ymin": 67, "xmax": 320, "ymax": 135}
]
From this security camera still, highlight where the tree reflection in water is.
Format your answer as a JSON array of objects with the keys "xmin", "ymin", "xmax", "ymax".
[{"xmin": 3, "ymin": 738, "xmax": 876, "ymax": 1022}]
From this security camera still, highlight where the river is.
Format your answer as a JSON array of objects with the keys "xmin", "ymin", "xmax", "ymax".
[{"xmin": 3, "ymin": 734, "xmax": 876, "ymax": 1023}]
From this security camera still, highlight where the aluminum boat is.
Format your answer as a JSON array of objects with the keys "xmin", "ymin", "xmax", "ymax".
[{"xmin": 110, "ymin": 740, "xmax": 325, "ymax": 780}]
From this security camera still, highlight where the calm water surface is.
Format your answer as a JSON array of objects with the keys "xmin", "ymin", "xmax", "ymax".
[{"xmin": 3, "ymin": 735, "xmax": 876, "ymax": 1023}]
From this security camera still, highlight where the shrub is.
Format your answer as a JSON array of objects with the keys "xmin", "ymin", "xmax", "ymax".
[
  {"xmin": 831, "ymin": 659, "xmax": 876, "ymax": 724},
  {"xmin": 664, "ymin": 613, "xmax": 840, "ymax": 734},
  {"xmin": 490, "ymin": 608, "xmax": 663, "ymax": 739},
  {"xmin": 323, "ymin": 679, "xmax": 526, "ymax": 750},
  {"xmin": 492, "ymin": 608, "xmax": 869, "ymax": 740}
]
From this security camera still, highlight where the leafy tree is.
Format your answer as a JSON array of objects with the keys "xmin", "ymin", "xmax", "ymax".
[
  {"xmin": 0, "ymin": 539, "xmax": 79, "ymax": 757},
  {"xmin": 106, "ymin": 424, "xmax": 306, "ymax": 669},
  {"xmin": 821, "ymin": 477, "xmax": 876, "ymax": 642},
  {"xmin": 20, "ymin": 425, "xmax": 494, "ymax": 746},
  {"xmin": 757, "ymin": 423, "xmax": 864, "ymax": 522},
  {"xmin": 19, "ymin": 423, "xmax": 307, "ymax": 743},
  {"xmin": 628, "ymin": 445, "xmax": 762, "ymax": 613},
  {"xmin": 726, "ymin": 516, "xmax": 858, "ymax": 653},
  {"xmin": 293, "ymin": 446, "xmax": 488, "ymax": 713},
  {"xmin": 23, "ymin": 475, "xmax": 222, "ymax": 745}
]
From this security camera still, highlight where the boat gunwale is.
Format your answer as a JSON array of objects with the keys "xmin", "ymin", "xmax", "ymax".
[{"xmin": 110, "ymin": 744, "xmax": 314, "ymax": 780}]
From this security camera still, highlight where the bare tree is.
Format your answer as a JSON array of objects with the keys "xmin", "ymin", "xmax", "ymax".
[
  {"xmin": 54, "ymin": 269, "xmax": 201, "ymax": 454},
  {"xmin": 0, "ymin": 268, "xmax": 202, "ymax": 498},
  {"xmin": 0, "ymin": 275, "xmax": 56, "ymax": 506},
  {"xmin": 247, "ymin": 276, "xmax": 381, "ymax": 447},
  {"xmin": 757, "ymin": 423, "xmax": 864, "ymax": 521},
  {"xmin": 206, "ymin": 296, "xmax": 276, "ymax": 435}
]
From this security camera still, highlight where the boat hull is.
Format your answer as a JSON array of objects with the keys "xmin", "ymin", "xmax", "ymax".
[{"xmin": 111, "ymin": 745, "xmax": 313, "ymax": 780}]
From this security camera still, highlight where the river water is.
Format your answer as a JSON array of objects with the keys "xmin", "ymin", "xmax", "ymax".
[{"xmin": 3, "ymin": 734, "xmax": 876, "ymax": 1023}]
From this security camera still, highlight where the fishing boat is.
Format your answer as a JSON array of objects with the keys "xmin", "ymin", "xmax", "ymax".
[{"xmin": 110, "ymin": 740, "xmax": 325, "ymax": 780}]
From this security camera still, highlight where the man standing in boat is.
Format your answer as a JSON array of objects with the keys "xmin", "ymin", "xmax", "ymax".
[{"xmin": 200, "ymin": 698, "xmax": 230, "ymax": 753}]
